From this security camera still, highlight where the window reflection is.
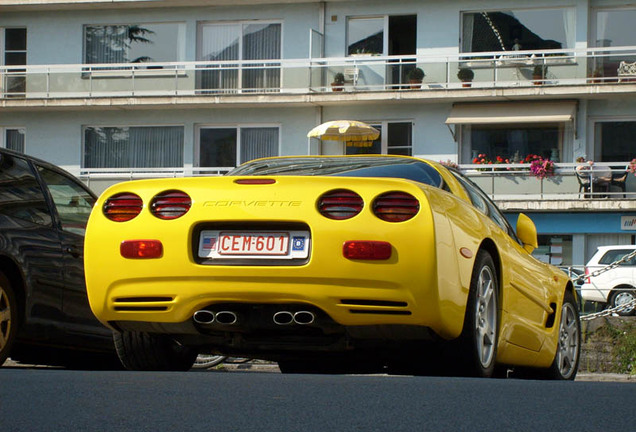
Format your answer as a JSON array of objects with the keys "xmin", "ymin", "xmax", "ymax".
[
  {"xmin": 347, "ymin": 17, "xmax": 384, "ymax": 55},
  {"xmin": 462, "ymin": 8, "xmax": 574, "ymax": 53},
  {"xmin": 84, "ymin": 23, "xmax": 184, "ymax": 64},
  {"xmin": 464, "ymin": 125, "xmax": 561, "ymax": 164}
]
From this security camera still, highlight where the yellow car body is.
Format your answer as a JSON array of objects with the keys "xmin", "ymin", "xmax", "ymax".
[{"xmin": 84, "ymin": 155, "xmax": 579, "ymax": 376}]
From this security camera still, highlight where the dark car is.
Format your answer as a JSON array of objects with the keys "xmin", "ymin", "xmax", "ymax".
[{"xmin": 0, "ymin": 148, "xmax": 117, "ymax": 368}]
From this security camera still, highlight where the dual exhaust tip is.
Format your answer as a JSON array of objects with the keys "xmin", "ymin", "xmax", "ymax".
[
  {"xmin": 192, "ymin": 309, "xmax": 316, "ymax": 326},
  {"xmin": 193, "ymin": 310, "xmax": 238, "ymax": 325},
  {"xmin": 273, "ymin": 310, "xmax": 315, "ymax": 326}
]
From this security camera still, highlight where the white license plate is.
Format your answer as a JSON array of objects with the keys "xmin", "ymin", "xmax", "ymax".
[{"xmin": 198, "ymin": 230, "xmax": 310, "ymax": 259}]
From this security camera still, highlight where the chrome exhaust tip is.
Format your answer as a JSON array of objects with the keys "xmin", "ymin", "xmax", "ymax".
[
  {"xmin": 293, "ymin": 311, "xmax": 315, "ymax": 325},
  {"xmin": 215, "ymin": 310, "xmax": 238, "ymax": 325},
  {"xmin": 193, "ymin": 310, "xmax": 215, "ymax": 325},
  {"xmin": 273, "ymin": 311, "xmax": 294, "ymax": 325}
]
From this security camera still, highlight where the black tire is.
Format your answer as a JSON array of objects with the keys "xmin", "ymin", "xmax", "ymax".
[
  {"xmin": 454, "ymin": 250, "xmax": 499, "ymax": 378},
  {"xmin": 113, "ymin": 331, "xmax": 197, "ymax": 371},
  {"xmin": 0, "ymin": 272, "xmax": 18, "ymax": 367},
  {"xmin": 609, "ymin": 288, "xmax": 636, "ymax": 316}
]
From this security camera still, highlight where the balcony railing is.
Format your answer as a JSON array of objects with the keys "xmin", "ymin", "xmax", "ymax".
[
  {"xmin": 75, "ymin": 161, "xmax": 636, "ymax": 199},
  {"xmin": 463, "ymin": 162, "xmax": 636, "ymax": 201},
  {"xmin": 2, "ymin": 46, "xmax": 636, "ymax": 99}
]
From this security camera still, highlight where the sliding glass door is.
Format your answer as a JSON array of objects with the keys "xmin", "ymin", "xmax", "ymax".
[{"xmin": 198, "ymin": 22, "xmax": 281, "ymax": 92}]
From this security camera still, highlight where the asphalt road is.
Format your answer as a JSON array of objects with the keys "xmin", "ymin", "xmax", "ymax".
[{"xmin": 0, "ymin": 368, "xmax": 634, "ymax": 432}]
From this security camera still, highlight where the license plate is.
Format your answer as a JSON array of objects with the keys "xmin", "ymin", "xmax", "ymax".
[{"xmin": 198, "ymin": 230, "xmax": 310, "ymax": 260}]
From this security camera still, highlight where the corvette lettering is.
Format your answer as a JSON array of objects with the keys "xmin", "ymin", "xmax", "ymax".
[{"xmin": 203, "ymin": 200, "xmax": 302, "ymax": 207}]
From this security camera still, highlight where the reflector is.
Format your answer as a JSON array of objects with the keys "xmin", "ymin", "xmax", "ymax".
[
  {"xmin": 343, "ymin": 241, "xmax": 392, "ymax": 260},
  {"xmin": 120, "ymin": 240, "xmax": 163, "ymax": 259}
]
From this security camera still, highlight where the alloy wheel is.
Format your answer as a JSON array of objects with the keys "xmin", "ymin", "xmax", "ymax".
[
  {"xmin": 555, "ymin": 301, "xmax": 580, "ymax": 379},
  {"xmin": 475, "ymin": 265, "xmax": 497, "ymax": 368}
]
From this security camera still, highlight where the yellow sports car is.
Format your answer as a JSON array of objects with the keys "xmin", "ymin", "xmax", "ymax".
[{"xmin": 84, "ymin": 155, "xmax": 580, "ymax": 378}]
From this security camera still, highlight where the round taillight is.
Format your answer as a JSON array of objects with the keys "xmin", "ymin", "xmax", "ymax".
[
  {"xmin": 103, "ymin": 192, "xmax": 143, "ymax": 222},
  {"xmin": 373, "ymin": 192, "xmax": 419, "ymax": 222},
  {"xmin": 317, "ymin": 189, "xmax": 363, "ymax": 220},
  {"xmin": 150, "ymin": 190, "xmax": 191, "ymax": 220}
]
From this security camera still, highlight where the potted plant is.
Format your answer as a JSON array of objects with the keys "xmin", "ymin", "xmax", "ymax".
[
  {"xmin": 407, "ymin": 67, "xmax": 425, "ymax": 89},
  {"xmin": 331, "ymin": 72, "xmax": 345, "ymax": 91},
  {"xmin": 457, "ymin": 68, "xmax": 474, "ymax": 87},
  {"xmin": 532, "ymin": 65, "xmax": 548, "ymax": 85},
  {"xmin": 590, "ymin": 66, "xmax": 603, "ymax": 84}
]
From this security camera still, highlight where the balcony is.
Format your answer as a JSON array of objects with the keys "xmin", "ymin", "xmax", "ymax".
[
  {"xmin": 75, "ymin": 162, "xmax": 636, "ymax": 205},
  {"xmin": 1, "ymin": 46, "xmax": 636, "ymax": 108}
]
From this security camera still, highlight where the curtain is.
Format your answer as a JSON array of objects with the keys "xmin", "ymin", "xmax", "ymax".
[
  {"xmin": 242, "ymin": 23, "xmax": 281, "ymax": 90},
  {"xmin": 240, "ymin": 127, "xmax": 279, "ymax": 164},
  {"xmin": 462, "ymin": 14, "xmax": 474, "ymax": 52},
  {"xmin": 562, "ymin": 8, "xmax": 575, "ymax": 49},
  {"xmin": 199, "ymin": 24, "xmax": 240, "ymax": 90},
  {"xmin": 83, "ymin": 126, "xmax": 183, "ymax": 168},
  {"xmin": 85, "ymin": 26, "xmax": 128, "ymax": 64},
  {"xmin": 5, "ymin": 129, "xmax": 25, "ymax": 153}
]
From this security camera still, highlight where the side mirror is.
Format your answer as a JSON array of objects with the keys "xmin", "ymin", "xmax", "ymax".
[{"xmin": 516, "ymin": 213, "xmax": 538, "ymax": 253}]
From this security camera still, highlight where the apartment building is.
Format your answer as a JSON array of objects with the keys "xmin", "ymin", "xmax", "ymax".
[{"xmin": 1, "ymin": 0, "xmax": 635, "ymax": 266}]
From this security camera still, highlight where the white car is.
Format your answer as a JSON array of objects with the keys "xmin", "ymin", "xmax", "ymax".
[{"xmin": 580, "ymin": 245, "xmax": 636, "ymax": 316}]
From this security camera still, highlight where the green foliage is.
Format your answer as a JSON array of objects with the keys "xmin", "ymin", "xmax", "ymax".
[
  {"xmin": 408, "ymin": 67, "xmax": 425, "ymax": 81},
  {"xmin": 594, "ymin": 320, "xmax": 636, "ymax": 375},
  {"xmin": 457, "ymin": 67, "xmax": 474, "ymax": 81},
  {"xmin": 332, "ymin": 72, "xmax": 345, "ymax": 85}
]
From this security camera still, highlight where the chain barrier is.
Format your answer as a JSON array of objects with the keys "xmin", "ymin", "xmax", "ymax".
[{"xmin": 566, "ymin": 249, "xmax": 636, "ymax": 321}]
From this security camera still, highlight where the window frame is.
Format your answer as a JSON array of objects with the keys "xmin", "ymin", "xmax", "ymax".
[
  {"xmin": 195, "ymin": 124, "xmax": 281, "ymax": 168},
  {"xmin": 83, "ymin": 21, "xmax": 186, "ymax": 66},
  {"xmin": 81, "ymin": 124, "xmax": 185, "ymax": 169},
  {"xmin": 1, "ymin": 127, "xmax": 26, "ymax": 153},
  {"xmin": 590, "ymin": 117, "xmax": 636, "ymax": 163},
  {"xmin": 459, "ymin": 7, "xmax": 575, "ymax": 54},
  {"xmin": 344, "ymin": 120, "xmax": 413, "ymax": 156}
]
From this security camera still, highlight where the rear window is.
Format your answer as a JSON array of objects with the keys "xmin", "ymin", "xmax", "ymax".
[
  {"xmin": 228, "ymin": 156, "xmax": 444, "ymax": 189},
  {"xmin": 598, "ymin": 249, "xmax": 636, "ymax": 266}
]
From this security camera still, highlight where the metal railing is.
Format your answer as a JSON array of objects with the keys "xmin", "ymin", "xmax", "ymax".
[
  {"xmin": 2, "ymin": 46, "xmax": 636, "ymax": 99},
  {"xmin": 462, "ymin": 162, "xmax": 635, "ymax": 200}
]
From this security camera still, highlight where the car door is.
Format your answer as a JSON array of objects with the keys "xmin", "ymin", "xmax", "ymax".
[
  {"xmin": 451, "ymin": 172, "xmax": 550, "ymax": 351},
  {"xmin": 36, "ymin": 164, "xmax": 112, "ymax": 344},
  {"xmin": 0, "ymin": 152, "xmax": 65, "ymax": 341}
]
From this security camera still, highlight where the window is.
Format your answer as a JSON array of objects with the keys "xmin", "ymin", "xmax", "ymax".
[
  {"xmin": 83, "ymin": 126, "xmax": 184, "ymax": 168},
  {"xmin": 1, "ymin": 27, "xmax": 27, "ymax": 94},
  {"xmin": 347, "ymin": 15, "xmax": 416, "ymax": 85},
  {"xmin": 594, "ymin": 121, "xmax": 636, "ymax": 162},
  {"xmin": 197, "ymin": 21, "xmax": 281, "ymax": 91},
  {"xmin": 534, "ymin": 235, "xmax": 573, "ymax": 266},
  {"xmin": 592, "ymin": 8, "xmax": 636, "ymax": 76},
  {"xmin": 0, "ymin": 152, "xmax": 51, "ymax": 226},
  {"xmin": 451, "ymin": 170, "xmax": 518, "ymax": 241},
  {"xmin": 198, "ymin": 126, "xmax": 279, "ymax": 167},
  {"xmin": 346, "ymin": 121, "xmax": 412, "ymax": 156},
  {"xmin": 462, "ymin": 124, "xmax": 562, "ymax": 163},
  {"xmin": 84, "ymin": 23, "xmax": 185, "ymax": 64},
  {"xmin": 599, "ymin": 248, "xmax": 636, "ymax": 266},
  {"xmin": 1, "ymin": 128, "xmax": 25, "ymax": 153},
  {"xmin": 461, "ymin": 8, "xmax": 574, "ymax": 53},
  {"xmin": 37, "ymin": 165, "xmax": 95, "ymax": 236}
]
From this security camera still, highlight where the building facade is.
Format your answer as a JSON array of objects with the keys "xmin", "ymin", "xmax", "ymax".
[{"xmin": 1, "ymin": 0, "xmax": 636, "ymax": 266}]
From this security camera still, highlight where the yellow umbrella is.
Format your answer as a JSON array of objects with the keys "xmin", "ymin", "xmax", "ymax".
[{"xmin": 307, "ymin": 120, "xmax": 380, "ymax": 142}]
